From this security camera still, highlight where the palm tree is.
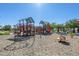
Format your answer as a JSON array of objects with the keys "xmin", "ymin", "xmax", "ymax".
[
  {"xmin": 51, "ymin": 23, "xmax": 57, "ymax": 28},
  {"xmin": 65, "ymin": 19, "xmax": 79, "ymax": 33},
  {"xmin": 56, "ymin": 24, "xmax": 61, "ymax": 32},
  {"xmin": 51, "ymin": 23, "xmax": 58, "ymax": 32},
  {"xmin": 55, "ymin": 24, "xmax": 65, "ymax": 32}
]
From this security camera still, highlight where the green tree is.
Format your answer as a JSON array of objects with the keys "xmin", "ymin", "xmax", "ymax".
[
  {"xmin": 50, "ymin": 23, "xmax": 57, "ymax": 32},
  {"xmin": 51, "ymin": 23, "xmax": 57, "ymax": 28},
  {"xmin": 0, "ymin": 25, "xmax": 2, "ymax": 30},
  {"xmin": 65, "ymin": 19, "xmax": 79, "ymax": 33},
  {"xmin": 2, "ymin": 25, "xmax": 11, "ymax": 31}
]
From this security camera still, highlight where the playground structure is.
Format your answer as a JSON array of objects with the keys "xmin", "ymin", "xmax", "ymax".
[
  {"xmin": 3, "ymin": 17, "xmax": 52, "ymax": 51},
  {"xmin": 3, "ymin": 17, "xmax": 36, "ymax": 51},
  {"xmin": 14, "ymin": 18, "xmax": 52, "ymax": 36},
  {"xmin": 37, "ymin": 20, "xmax": 52, "ymax": 35},
  {"xmin": 14, "ymin": 17, "xmax": 35, "ymax": 37}
]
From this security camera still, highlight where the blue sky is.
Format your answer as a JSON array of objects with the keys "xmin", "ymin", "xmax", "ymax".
[{"xmin": 0, "ymin": 3, "xmax": 79, "ymax": 26}]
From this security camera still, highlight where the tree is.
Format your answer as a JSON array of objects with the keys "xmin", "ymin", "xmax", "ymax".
[
  {"xmin": 65, "ymin": 19, "xmax": 79, "ymax": 33},
  {"xmin": 0, "ymin": 25, "xmax": 2, "ymax": 30},
  {"xmin": 50, "ymin": 23, "xmax": 57, "ymax": 32},
  {"xmin": 2, "ymin": 25, "xmax": 11, "ymax": 31},
  {"xmin": 51, "ymin": 23, "xmax": 57, "ymax": 28},
  {"xmin": 56, "ymin": 24, "xmax": 63, "ymax": 32}
]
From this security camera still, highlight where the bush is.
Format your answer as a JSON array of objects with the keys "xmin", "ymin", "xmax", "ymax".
[
  {"xmin": 68, "ymin": 32, "xmax": 75, "ymax": 38},
  {"xmin": 0, "ymin": 31, "xmax": 10, "ymax": 35},
  {"xmin": 68, "ymin": 32, "xmax": 75, "ymax": 35}
]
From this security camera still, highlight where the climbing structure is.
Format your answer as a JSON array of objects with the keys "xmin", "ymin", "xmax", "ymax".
[
  {"xmin": 14, "ymin": 18, "xmax": 52, "ymax": 36},
  {"xmin": 14, "ymin": 17, "xmax": 35, "ymax": 36},
  {"xmin": 39, "ymin": 20, "xmax": 52, "ymax": 34}
]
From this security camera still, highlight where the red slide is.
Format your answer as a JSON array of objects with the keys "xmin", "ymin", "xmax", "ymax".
[{"xmin": 47, "ymin": 25, "xmax": 51, "ymax": 33}]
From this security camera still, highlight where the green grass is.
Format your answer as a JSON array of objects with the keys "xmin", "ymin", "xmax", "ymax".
[{"xmin": 0, "ymin": 31, "xmax": 10, "ymax": 35}]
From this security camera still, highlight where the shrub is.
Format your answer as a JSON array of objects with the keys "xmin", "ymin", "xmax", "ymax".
[
  {"xmin": 0, "ymin": 31, "xmax": 10, "ymax": 35},
  {"xmin": 68, "ymin": 32, "xmax": 75, "ymax": 38}
]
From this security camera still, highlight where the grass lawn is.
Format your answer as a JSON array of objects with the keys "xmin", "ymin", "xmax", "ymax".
[{"xmin": 0, "ymin": 31, "xmax": 10, "ymax": 35}]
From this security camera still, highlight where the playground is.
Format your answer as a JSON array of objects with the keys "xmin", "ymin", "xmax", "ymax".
[
  {"xmin": 0, "ymin": 17, "xmax": 79, "ymax": 56},
  {"xmin": 0, "ymin": 3, "xmax": 79, "ymax": 56}
]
